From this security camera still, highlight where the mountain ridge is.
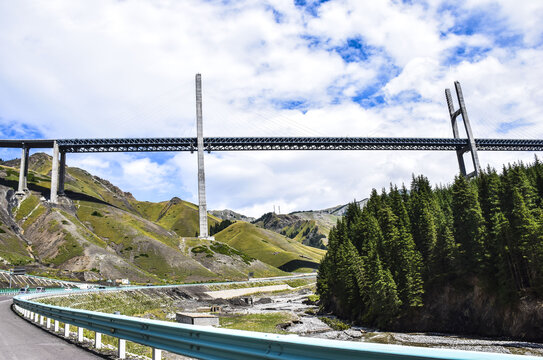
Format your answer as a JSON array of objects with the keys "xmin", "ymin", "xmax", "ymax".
[{"xmin": 0, "ymin": 153, "xmax": 324, "ymax": 283}]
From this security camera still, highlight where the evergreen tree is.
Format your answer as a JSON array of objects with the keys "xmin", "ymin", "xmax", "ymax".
[
  {"xmin": 451, "ymin": 175, "xmax": 487, "ymax": 272},
  {"xmin": 354, "ymin": 209, "xmax": 401, "ymax": 325},
  {"xmin": 377, "ymin": 205, "xmax": 424, "ymax": 307},
  {"xmin": 477, "ymin": 169, "xmax": 515, "ymax": 298}
]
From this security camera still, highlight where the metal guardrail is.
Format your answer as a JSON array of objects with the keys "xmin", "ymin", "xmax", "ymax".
[
  {"xmin": 12, "ymin": 288, "xmax": 542, "ymax": 360},
  {"xmin": 0, "ymin": 288, "xmax": 65, "ymax": 295}
]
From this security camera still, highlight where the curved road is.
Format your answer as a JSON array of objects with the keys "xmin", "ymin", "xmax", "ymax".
[{"xmin": 0, "ymin": 296, "xmax": 99, "ymax": 360}]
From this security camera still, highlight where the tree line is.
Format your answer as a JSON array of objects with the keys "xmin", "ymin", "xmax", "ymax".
[{"xmin": 317, "ymin": 159, "xmax": 543, "ymax": 327}]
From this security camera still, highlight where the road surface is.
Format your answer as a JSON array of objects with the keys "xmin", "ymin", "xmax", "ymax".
[{"xmin": 0, "ymin": 296, "xmax": 100, "ymax": 360}]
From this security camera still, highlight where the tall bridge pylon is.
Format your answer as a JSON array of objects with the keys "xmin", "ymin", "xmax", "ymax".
[
  {"xmin": 445, "ymin": 81, "xmax": 482, "ymax": 178},
  {"xmin": 195, "ymin": 74, "xmax": 211, "ymax": 240}
]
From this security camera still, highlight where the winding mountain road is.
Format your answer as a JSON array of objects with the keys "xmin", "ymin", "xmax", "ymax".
[{"xmin": 0, "ymin": 296, "xmax": 99, "ymax": 360}]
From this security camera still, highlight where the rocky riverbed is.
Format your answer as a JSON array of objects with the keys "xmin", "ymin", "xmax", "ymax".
[{"xmin": 219, "ymin": 288, "xmax": 543, "ymax": 357}]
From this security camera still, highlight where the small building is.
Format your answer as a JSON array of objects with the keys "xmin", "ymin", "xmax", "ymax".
[{"xmin": 176, "ymin": 312, "xmax": 219, "ymax": 326}]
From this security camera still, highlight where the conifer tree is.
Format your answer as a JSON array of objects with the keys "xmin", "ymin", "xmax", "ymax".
[
  {"xmin": 377, "ymin": 206, "xmax": 424, "ymax": 307},
  {"xmin": 477, "ymin": 169, "xmax": 515, "ymax": 297},
  {"xmin": 451, "ymin": 175, "xmax": 487, "ymax": 272}
]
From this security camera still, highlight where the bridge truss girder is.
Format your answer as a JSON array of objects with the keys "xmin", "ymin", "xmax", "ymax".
[{"xmin": 53, "ymin": 137, "xmax": 543, "ymax": 153}]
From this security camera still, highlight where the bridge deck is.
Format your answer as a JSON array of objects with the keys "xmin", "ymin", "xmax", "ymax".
[{"xmin": 2, "ymin": 137, "xmax": 543, "ymax": 153}]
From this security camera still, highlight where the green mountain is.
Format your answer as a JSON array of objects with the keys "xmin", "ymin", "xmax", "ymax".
[
  {"xmin": 0, "ymin": 153, "xmax": 323, "ymax": 283},
  {"xmin": 214, "ymin": 221, "xmax": 325, "ymax": 272}
]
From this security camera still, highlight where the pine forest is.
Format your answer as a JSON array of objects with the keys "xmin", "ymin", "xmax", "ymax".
[{"xmin": 317, "ymin": 159, "xmax": 543, "ymax": 339}]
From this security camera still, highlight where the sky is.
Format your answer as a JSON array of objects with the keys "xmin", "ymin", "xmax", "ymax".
[{"xmin": 1, "ymin": 0, "xmax": 543, "ymax": 217}]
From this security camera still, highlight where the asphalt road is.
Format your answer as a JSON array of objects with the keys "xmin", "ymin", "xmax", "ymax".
[{"xmin": 0, "ymin": 296, "xmax": 100, "ymax": 360}]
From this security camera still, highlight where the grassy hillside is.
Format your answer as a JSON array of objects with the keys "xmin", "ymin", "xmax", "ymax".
[
  {"xmin": 133, "ymin": 198, "xmax": 220, "ymax": 237},
  {"xmin": 252, "ymin": 212, "xmax": 336, "ymax": 249},
  {"xmin": 214, "ymin": 221, "xmax": 325, "ymax": 272},
  {"xmin": 0, "ymin": 154, "xmax": 292, "ymax": 282}
]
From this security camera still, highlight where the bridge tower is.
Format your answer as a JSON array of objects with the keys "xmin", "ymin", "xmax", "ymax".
[
  {"xmin": 50, "ymin": 141, "xmax": 60, "ymax": 204},
  {"xmin": 16, "ymin": 145, "xmax": 29, "ymax": 195},
  {"xmin": 445, "ymin": 81, "xmax": 482, "ymax": 178},
  {"xmin": 195, "ymin": 74, "xmax": 211, "ymax": 239}
]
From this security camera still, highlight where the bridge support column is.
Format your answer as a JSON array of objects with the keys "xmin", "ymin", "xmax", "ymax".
[
  {"xmin": 95, "ymin": 332, "xmax": 102, "ymax": 349},
  {"xmin": 58, "ymin": 151, "xmax": 66, "ymax": 196},
  {"xmin": 17, "ymin": 146, "xmax": 29, "ymax": 194},
  {"xmin": 195, "ymin": 73, "xmax": 211, "ymax": 239},
  {"xmin": 50, "ymin": 141, "xmax": 60, "ymax": 204},
  {"xmin": 445, "ymin": 81, "xmax": 482, "ymax": 178},
  {"xmin": 118, "ymin": 338, "xmax": 126, "ymax": 359}
]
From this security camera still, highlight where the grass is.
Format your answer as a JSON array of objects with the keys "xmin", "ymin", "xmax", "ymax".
[
  {"xmin": 37, "ymin": 290, "xmax": 175, "ymax": 315},
  {"xmin": 219, "ymin": 312, "xmax": 295, "ymax": 333},
  {"xmin": 44, "ymin": 231, "xmax": 84, "ymax": 266},
  {"xmin": 210, "ymin": 241, "xmax": 254, "ymax": 264},
  {"xmin": 22, "ymin": 204, "xmax": 46, "ymax": 230},
  {"xmin": 15, "ymin": 194, "xmax": 40, "ymax": 221},
  {"xmin": 319, "ymin": 316, "xmax": 350, "ymax": 330},
  {"xmin": 0, "ymin": 232, "xmax": 33, "ymax": 266},
  {"xmin": 57, "ymin": 210, "xmax": 107, "ymax": 248},
  {"xmin": 214, "ymin": 222, "xmax": 325, "ymax": 269}
]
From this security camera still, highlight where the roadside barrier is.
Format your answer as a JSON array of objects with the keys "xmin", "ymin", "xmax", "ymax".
[{"xmin": 12, "ymin": 286, "xmax": 542, "ymax": 360}]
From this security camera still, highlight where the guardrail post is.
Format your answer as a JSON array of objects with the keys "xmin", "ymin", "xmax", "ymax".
[
  {"xmin": 95, "ymin": 332, "xmax": 102, "ymax": 349},
  {"xmin": 64, "ymin": 323, "xmax": 70, "ymax": 337},
  {"xmin": 40, "ymin": 315, "xmax": 44, "ymax": 325},
  {"xmin": 152, "ymin": 348, "xmax": 162, "ymax": 360},
  {"xmin": 46, "ymin": 317, "xmax": 51, "ymax": 329},
  {"xmin": 35, "ymin": 313, "xmax": 39, "ymax": 323},
  {"xmin": 77, "ymin": 327, "xmax": 83, "ymax": 342},
  {"xmin": 118, "ymin": 338, "xmax": 126, "ymax": 359},
  {"xmin": 54, "ymin": 320, "xmax": 59, "ymax": 332}
]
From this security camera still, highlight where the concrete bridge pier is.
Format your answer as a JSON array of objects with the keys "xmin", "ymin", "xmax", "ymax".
[
  {"xmin": 50, "ymin": 141, "xmax": 59, "ymax": 204},
  {"xmin": 16, "ymin": 146, "xmax": 29, "ymax": 195},
  {"xmin": 58, "ymin": 151, "xmax": 66, "ymax": 196},
  {"xmin": 49, "ymin": 142, "xmax": 67, "ymax": 203}
]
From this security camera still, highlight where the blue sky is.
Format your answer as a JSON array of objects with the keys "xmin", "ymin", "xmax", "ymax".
[{"xmin": 1, "ymin": 0, "xmax": 543, "ymax": 217}]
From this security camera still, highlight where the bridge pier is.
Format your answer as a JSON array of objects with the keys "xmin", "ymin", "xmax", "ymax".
[
  {"xmin": 446, "ymin": 81, "xmax": 482, "ymax": 178},
  {"xmin": 58, "ymin": 151, "xmax": 66, "ymax": 196},
  {"xmin": 50, "ymin": 141, "xmax": 59, "ymax": 204},
  {"xmin": 16, "ymin": 146, "xmax": 29, "ymax": 194}
]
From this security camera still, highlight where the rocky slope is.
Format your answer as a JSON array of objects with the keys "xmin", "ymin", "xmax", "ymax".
[
  {"xmin": 252, "ymin": 212, "xmax": 329, "ymax": 249},
  {"xmin": 210, "ymin": 209, "xmax": 255, "ymax": 223},
  {"xmin": 249, "ymin": 200, "xmax": 368, "ymax": 249},
  {"xmin": 0, "ymin": 153, "xmax": 324, "ymax": 283}
]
